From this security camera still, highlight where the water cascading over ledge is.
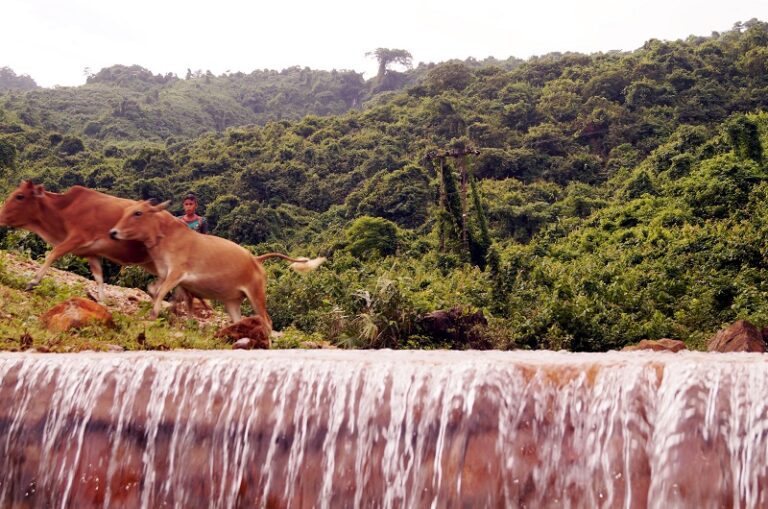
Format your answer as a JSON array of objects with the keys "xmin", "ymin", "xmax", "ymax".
[{"xmin": 0, "ymin": 350, "xmax": 767, "ymax": 508}]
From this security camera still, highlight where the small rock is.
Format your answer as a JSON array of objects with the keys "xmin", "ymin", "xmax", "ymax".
[
  {"xmin": 105, "ymin": 344, "xmax": 125, "ymax": 352},
  {"xmin": 232, "ymin": 338, "xmax": 254, "ymax": 350},
  {"xmin": 216, "ymin": 317, "xmax": 270, "ymax": 349},
  {"xmin": 40, "ymin": 297, "xmax": 114, "ymax": 332}
]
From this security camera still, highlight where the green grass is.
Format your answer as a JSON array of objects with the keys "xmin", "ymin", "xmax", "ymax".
[
  {"xmin": 0, "ymin": 250, "xmax": 324, "ymax": 352},
  {"xmin": 0, "ymin": 283, "xmax": 232, "ymax": 352}
]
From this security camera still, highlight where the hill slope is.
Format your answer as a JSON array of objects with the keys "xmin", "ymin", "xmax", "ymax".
[
  {"xmin": 1, "ymin": 20, "xmax": 768, "ymax": 350},
  {"xmin": 0, "ymin": 250, "xmax": 232, "ymax": 351}
]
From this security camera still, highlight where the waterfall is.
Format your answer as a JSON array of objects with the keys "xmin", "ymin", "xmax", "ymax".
[{"xmin": 0, "ymin": 350, "xmax": 766, "ymax": 508}]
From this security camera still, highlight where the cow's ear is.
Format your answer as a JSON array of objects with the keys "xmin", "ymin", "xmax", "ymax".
[{"xmin": 33, "ymin": 185, "xmax": 45, "ymax": 197}]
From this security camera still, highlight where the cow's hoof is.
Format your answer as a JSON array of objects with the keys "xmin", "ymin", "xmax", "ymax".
[{"xmin": 25, "ymin": 282, "xmax": 38, "ymax": 291}]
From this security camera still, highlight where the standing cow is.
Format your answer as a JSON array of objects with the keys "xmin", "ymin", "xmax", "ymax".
[{"xmin": 109, "ymin": 200, "xmax": 325, "ymax": 326}]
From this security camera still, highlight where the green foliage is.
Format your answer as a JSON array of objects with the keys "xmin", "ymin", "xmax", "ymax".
[
  {"xmin": 425, "ymin": 62, "xmax": 474, "ymax": 93},
  {"xmin": 3, "ymin": 22, "xmax": 768, "ymax": 350},
  {"xmin": 348, "ymin": 164, "xmax": 432, "ymax": 228},
  {"xmin": 673, "ymin": 154, "xmax": 764, "ymax": 218},
  {"xmin": 342, "ymin": 216, "xmax": 400, "ymax": 259},
  {"xmin": 0, "ymin": 67, "xmax": 37, "ymax": 92},
  {"xmin": 0, "ymin": 137, "xmax": 16, "ymax": 170},
  {"xmin": 724, "ymin": 114, "xmax": 763, "ymax": 163},
  {"xmin": 367, "ymin": 48, "xmax": 413, "ymax": 84},
  {"xmin": 1, "ymin": 64, "xmax": 368, "ymax": 142},
  {"xmin": 58, "ymin": 136, "xmax": 85, "ymax": 156}
]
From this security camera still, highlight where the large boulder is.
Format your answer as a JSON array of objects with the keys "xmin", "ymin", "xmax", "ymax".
[
  {"xmin": 707, "ymin": 320, "xmax": 766, "ymax": 353},
  {"xmin": 215, "ymin": 317, "xmax": 270, "ymax": 349},
  {"xmin": 420, "ymin": 307, "xmax": 490, "ymax": 349},
  {"xmin": 40, "ymin": 297, "xmax": 114, "ymax": 332},
  {"xmin": 622, "ymin": 338, "xmax": 687, "ymax": 352}
]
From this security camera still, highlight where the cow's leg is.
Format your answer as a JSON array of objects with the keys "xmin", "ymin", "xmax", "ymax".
[
  {"xmin": 27, "ymin": 237, "xmax": 83, "ymax": 290},
  {"xmin": 87, "ymin": 257, "xmax": 106, "ymax": 302},
  {"xmin": 223, "ymin": 300, "xmax": 243, "ymax": 323},
  {"xmin": 180, "ymin": 288, "xmax": 212, "ymax": 314},
  {"xmin": 170, "ymin": 287, "xmax": 195, "ymax": 315},
  {"xmin": 243, "ymin": 280, "xmax": 272, "ymax": 333},
  {"xmin": 169, "ymin": 287, "xmax": 185, "ymax": 314},
  {"xmin": 147, "ymin": 279, "xmax": 160, "ymax": 298},
  {"xmin": 195, "ymin": 294, "xmax": 212, "ymax": 312},
  {"xmin": 148, "ymin": 272, "xmax": 183, "ymax": 319}
]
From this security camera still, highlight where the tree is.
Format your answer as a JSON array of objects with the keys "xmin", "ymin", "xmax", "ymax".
[
  {"xmin": 0, "ymin": 139, "xmax": 16, "ymax": 171},
  {"xmin": 425, "ymin": 62, "xmax": 473, "ymax": 92},
  {"xmin": 0, "ymin": 67, "xmax": 37, "ymax": 92},
  {"xmin": 343, "ymin": 216, "xmax": 400, "ymax": 259},
  {"xmin": 366, "ymin": 48, "xmax": 413, "ymax": 81},
  {"xmin": 58, "ymin": 136, "xmax": 85, "ymax": 156},
  {"xmin": 352, "ymin": 165, "xmax": 432, "ymax": 228},
  {"xmin": 536, "ymin": 78, "xmax": 581, "ymax": 122},
  {"xmin": 725, "ymin": 114, "xmax": 763, "ymax": 164}
]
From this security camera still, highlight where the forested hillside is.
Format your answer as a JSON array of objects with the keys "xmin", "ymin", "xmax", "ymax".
[
  {"xmin": 0, "ymin": 55, "xmax": 523, "ymax": 143},
  {"xmin": 2, "ymin": 19, "xmax": 768, "ymax": 350},
  {"xmin": 0, "ymin": 67, "xmax": 38, "ymax": 93},
  {"xmin": 0, "ymin": 65, "xmax": 368, "ymax": 141}
]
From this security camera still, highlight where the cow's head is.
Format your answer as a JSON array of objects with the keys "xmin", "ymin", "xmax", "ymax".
[
  {"xmin": 0, "ymin": 181, "xmax": 46, "ymax": 228},
  {"xmin": 110, "ymin": 200, "xmax": 170, "ymax": 248}
]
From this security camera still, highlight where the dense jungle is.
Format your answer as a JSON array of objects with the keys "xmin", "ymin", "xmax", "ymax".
[{"xmin": 2, "ymin": 19, "xmax": 768, "ymax": 351}]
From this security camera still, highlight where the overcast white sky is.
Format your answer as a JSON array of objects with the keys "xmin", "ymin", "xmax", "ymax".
[{"xmin": 2, "ymin": 0, "xmax": 767, "ymax": 88}]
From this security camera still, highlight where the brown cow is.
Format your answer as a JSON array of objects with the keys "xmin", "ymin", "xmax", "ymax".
[
  {"xmin": 0, "ymin": 181, "xmax": 207, "ymax": 309},
  {"xmin": 0, "ymin": 181, "xmax": 157, "ymax": 301},
  {"xmin": 109, "ymin": 200, "xmax": 325, "ymax": 326}
]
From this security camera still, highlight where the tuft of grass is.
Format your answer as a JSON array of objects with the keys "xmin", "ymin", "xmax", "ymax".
[{"xmin": 271, "ymin": 326, "xmax": 327, "ymax": 349}]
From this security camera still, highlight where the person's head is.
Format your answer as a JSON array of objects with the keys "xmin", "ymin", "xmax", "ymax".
[{"xmin": 182, "ymin": 193, "xmax": 198, "ymax": 215}]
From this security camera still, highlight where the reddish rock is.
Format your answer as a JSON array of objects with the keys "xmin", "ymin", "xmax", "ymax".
[
  {"xmin": 40, "ymin": 297, "xmax": 114, "ymax": 332},
  {"xmin": 707, "ymin": 320, "xmax": 766, "ymax": 353},
  {"xmin": 215, "ymin": 317, "xmax": 270, "ymax": 349},
  {"xmin": 622, "ymin": 339, "xmax": 687, "ymax": 352}
]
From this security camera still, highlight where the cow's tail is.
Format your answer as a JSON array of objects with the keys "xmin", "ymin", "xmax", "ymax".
[{"xmin": 253, "ymin": 253, "xmax": 327, "ymax": 274}]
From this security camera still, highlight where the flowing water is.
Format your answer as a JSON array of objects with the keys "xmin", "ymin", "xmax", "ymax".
[{"xmin": 0, "ymin": 350, "xmax": 766, "ymax": 508}]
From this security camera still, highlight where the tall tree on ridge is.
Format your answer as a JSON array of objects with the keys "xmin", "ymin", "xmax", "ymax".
[{"xmin": 366, "ymin": 48, "xmax": 413, "ymax": 81}]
